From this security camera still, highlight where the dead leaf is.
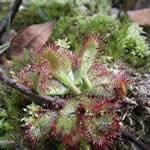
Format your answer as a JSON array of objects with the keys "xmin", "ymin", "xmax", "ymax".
[
  {"xmin": 128, "ymin": 8, "xmax": 150, "ymax": 26},
  {"xmin": 9, "ymin": 21, "xmax": 55, "ymax": 59}
]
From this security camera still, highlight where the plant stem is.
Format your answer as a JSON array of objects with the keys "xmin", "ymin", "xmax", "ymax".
[
  {"xmin": 0, "ymin": 0, "xmax": 22, "ymax": 37},
  {"xmin": 56, "ymin": 72, "xmax": 81, "ymax": 95},
  {"xmin": 0, "ymin": 42, "xmax": 10, "ymax": 55},
  {"xmin": 83, "ymin": 76, "xmax": 92, "ymax": 90},
  {"xmin": 69, "ymin": 82, "xmax": 81, "ymax": 95}
]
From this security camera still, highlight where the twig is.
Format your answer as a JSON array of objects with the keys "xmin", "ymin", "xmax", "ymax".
[
  {"xmin": 121, "ymin": 129, "xmax": 149, "ymax": 150},
  {"xmin": 0, "ymin": 140, "xmax": 15, "ymax": 146},
  {"xmin": 0, "ymin": 42, "xmax": 10, "ymax": 55},
  {"xmin": 0, "ymin": 68, "xmax": 65, "ymax": 109},
  {"xmin": 0, "ymin": 0, "xmax": 22, "ymax": 38}
]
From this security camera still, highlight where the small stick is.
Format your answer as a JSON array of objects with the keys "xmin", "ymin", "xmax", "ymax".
[
  {"xmin": 0, "ymin": 140, "xmax": 15, "ymax": 145},
  {"xmin": 0, "ymin": 0, "xmax": 22, "ymax": 37},
  {"xmin": 0, "ymin": 68, "xmax": 64, "ymax": 109},
  {"xmin": 121, "ymin": 129, "xmax": 149, "ymax": 150}
]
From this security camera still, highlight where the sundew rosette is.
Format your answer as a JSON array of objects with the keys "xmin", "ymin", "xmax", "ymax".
[{"xmin": 14, "ymin": 34, "xmax": 128, "ymax": 149}]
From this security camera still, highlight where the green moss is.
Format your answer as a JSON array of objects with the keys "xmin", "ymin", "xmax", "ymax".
[
  {"xmin": 52, "ymin": 15, "xmax": 120, "ymax": 51},
  {"xmin": 12, "ymin": 0, "xmax": 112, "ymax": 30},
  {"xmin": 51, "ymin": 15, "xmax": 150, "ymax": 70},
  {"xmin": 0, "ymin": 82, "xmax": 22, "ymax": 149},
  {"xmin": 12, "ymin": 2, "xmax": 76, "ymax": 30},
  {"xmin": 0, "ymin": 2, "xmax": 10, "ymax": 20}
]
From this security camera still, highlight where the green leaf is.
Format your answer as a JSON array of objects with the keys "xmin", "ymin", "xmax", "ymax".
[
  {"xmin": 45, "ymin": 49, "xmax": 81, "ymax": 94},
  {"xmin": 56, "ymin": 101, "xmax": 77, "ymax": 135},
  {"xmin": 31, "ymin": 112, "xmax": 56, "ymax": 140},
  {"xmin": 44, "ymin": 49, "xmax": 60, "ymax": 72},
  {"xmin": 45, "ymin": 79, "xmax": 68, "ymax": 96},
  {"xmin": 76, "ymin": 42, "xmax": 97, "ymax": 89}
]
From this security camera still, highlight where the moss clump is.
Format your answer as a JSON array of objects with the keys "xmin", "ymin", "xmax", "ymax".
[
  {"xmin": 51, "ymin": 15, "xmax": 120, "ymax": 51},
  {"xmin": 0, "ymin": 82, "xmax": 22, "ymax": 149},
  {"xmin": 12, "ymin": 0, "xmax": 112, "ymax": 30},
  {"xmin": 12, "ymin": 3, "xmax": 77, "ymax": 30},
  {"xmin": 51, "ymin": 15, "xmax": 150, "ymax": 70}
]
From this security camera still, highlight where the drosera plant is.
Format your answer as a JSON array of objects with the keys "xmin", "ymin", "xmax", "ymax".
[{"xmin": 13, "ymin": 34, "xmax": 129, "ymax": 149}]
